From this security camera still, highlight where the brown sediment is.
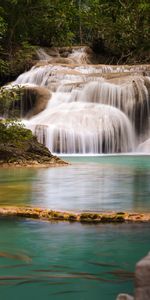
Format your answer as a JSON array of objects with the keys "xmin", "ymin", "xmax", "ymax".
[{"xmin": 0, "ymin": 207, "xmax": 150, "ymax": 223}]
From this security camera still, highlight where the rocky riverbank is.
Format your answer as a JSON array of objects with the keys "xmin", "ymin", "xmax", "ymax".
[
  {"xmin": 0, "ymin": 136, "xmax": 67, "ymax": 168},
  {"xmin": 0, "ymin": 207, "xmax": 150, "ymax": 223}
]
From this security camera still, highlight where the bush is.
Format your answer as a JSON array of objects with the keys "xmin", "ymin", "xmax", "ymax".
[
  {"xmin": 0, "ymin": 119, "xmax": 33, "ymax": 144},
  {"xmin": 0, "ymin": 85, "xmax": 23, "ymax": 118}
]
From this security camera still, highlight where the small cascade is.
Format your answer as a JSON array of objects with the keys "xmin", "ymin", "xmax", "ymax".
[
  {"xmin": 14, "ymin": 64, "xmax": 88, "ymax": 91},
  {"xmin": 78, "ymin": 77, "xmax": 150, "ymax": 134},
  {"xmin": 9, "ymin": 46, "xmax": 150, "ymax": 154},
  {"xmin": 68, "ymin": 47, "xmax": 90, "ymax": 64},
  {"xmin": 36, "ymin": 48, "xmax": 51, "ymax": 61}
]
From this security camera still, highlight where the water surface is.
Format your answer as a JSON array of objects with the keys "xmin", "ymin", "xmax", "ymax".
[
  {"xmin": 0, "ymin": 219, "xmax": 150, "ymax": 300},
  {"xmin": 0, "ymin": 155, "xmax": 150, "ymax": 212}
]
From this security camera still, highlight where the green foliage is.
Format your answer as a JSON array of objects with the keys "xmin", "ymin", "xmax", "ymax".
[
  {"xmin": 0, "ymin": 16, "xmax": 6, "ymax": 40},
  {"xmin": 0, "ymin": 0, "xmax": 149, "ymax": 72},
  {"xmin": 0, "ymin": 86, "xmax": 23, "ymax": 117},
  {"xmin": 8, "ymin": 42, "xmax": 36, "ymax": 76},
  {"xmin": 0, "ymin": 119, "xmax": 33, "ymax": 144},
  {"xmin": 0, "ymin": 59, "xmax": 9, "ymax": 76},
  {"xmin": 77, "ymin": 0, "xmax": 150, "ymax": 61}
]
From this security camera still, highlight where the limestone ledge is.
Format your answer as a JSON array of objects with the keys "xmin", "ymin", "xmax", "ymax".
[{"xmin": 0, "ymin": 207, "xmax": 150, "ymax": 223}]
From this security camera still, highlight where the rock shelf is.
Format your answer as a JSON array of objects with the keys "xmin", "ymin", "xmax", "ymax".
[{"xmin": 0, "ymin": 207, "xmax": 150, "ymax": 223}]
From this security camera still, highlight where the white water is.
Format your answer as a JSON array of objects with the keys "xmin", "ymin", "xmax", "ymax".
[
  {"xmin": 137, "ymin": 138, "xmax": 150, "ymax": 153},
  {"xmin": 25, "ymin": 102, "xmax": 134, "ymax": 154},
  {"xmin": 12, "ymin": 47, "xmax": 150, "ymax": 154}
]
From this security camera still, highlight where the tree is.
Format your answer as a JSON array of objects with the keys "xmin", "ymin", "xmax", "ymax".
[{"xmin": 0, "ymin": 0, "xmax": 149, "ymax": 80}]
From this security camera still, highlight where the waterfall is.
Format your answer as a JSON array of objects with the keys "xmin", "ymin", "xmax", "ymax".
[
  {"xmin": 78, "ymin": 77, "xmax": 150, "ymax": 134},
  {"xmin": 36, "ymin": 48, "xmax": 51, "ymax": 61},
  {"xmin": 68, "ymin": 47, "xmax": 91, "ymax": 64},
  {"xmin": 25, "ymin": 102, "xmax": 135, "ymax": 154},
  {"xmin": 11, "ymin": 47, "xmax": 150, "ymax": 154}
]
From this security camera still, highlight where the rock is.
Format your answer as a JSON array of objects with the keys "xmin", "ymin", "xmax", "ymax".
[
  {"xmin": 135, "ymin": 252, "xmax": 150, "ymax": 287},
  {"xmin": 116, "ymin": 294, "xmax": 134, "ymax": 300},
  {"xmin": 46, "ymin": 47, "xmax": 60, "ymax": 57},
  {"xmin": 12, "ymin": 86, "xmax": 51, "ymax": 119},
  {"xmin": 0, "ymin": 136, "xmax": 67, "ymax": 166},
  {"xmin": 135, "ymin": 287, "xmax": 150, "ymax": 300},
  {"xmin": 116, "ymin": 252, "xmax": 150, "ymax": 300},
  {"xmin": 48, "ymin": 57, "xmax": 73, "ymax": 64},
  {"xmin": 134, "ymin": 253, "xmax": 150, "ymax": 300}
]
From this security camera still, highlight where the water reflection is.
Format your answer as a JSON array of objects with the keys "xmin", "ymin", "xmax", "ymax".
[
  {"xmin": 0, "ymin": 156, "xmax": 150, "ymax": 212},
  {"xmin": 0, "ymin": 169, "xmax": 35, "ymax": 206},
  {"xmin": 132, "ymin": 170, "xmax": 150, "ymax": 211}
]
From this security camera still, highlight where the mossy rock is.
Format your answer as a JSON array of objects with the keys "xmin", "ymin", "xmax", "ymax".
[
  {"xmin": 80, "ymin": 213, "xmax": 99, "ymax": 220},
  {"xmin": 52, "ymin": 212, "xmax": 65, "ymax": 220},
  {"xmin": 101, "ymin": 215, "xmax": 115, "ymax": 222},
  {"xmin": 80, "ymin": 213, "xmax": 100, "ymax": 223},
  {"xmin": 68, "ymin": 214, "xmax": 77, "ymax": 222},
  {"xmin": 101, "ymin": 214, "xmax": 125, "ymax": 223},
  {"xmin": 0, "ymin": 132, "xmax": 66, "ymax": 166},
  {"xmin": 114, "ymin": 215, "xmax": 125, "ymax": 222},
  {"xmin": 116, "ymin": 212, "xmax": 125, "ymax": 215},
  {"xmin": 16, "ymin": 211, "xmax": 39, "ymax": 218}
]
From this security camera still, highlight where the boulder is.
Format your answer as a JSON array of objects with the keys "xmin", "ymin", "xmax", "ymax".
[
  {"xmin": 0, "ymin": 136, "xmax": 66, "ymax": 166},
  {"xmin": 11, "ymin": 86, "xmax": 51, "ymax": 119},
  {"xmin": 116, "ymin": 294, "xmax": 134, "ymax": 300},
  {"xmin": 135, "ymin": 253, "xmax": 150, "ymax": 300}
]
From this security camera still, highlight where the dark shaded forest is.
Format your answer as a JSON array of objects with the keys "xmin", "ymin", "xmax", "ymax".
[{"xmin": 0, "ymin": 0, "xmax": 149, "ymax": 83}]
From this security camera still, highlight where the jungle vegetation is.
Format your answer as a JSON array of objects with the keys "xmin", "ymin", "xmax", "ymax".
[{"xmin": 0, "ymin": 0, "xmax": 149, "ymax": 83}]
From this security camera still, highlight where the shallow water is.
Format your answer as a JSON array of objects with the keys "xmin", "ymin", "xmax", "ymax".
[
  {"xmin": 0, "ymin": 155, "xmax": 150, "ymax": 212},
  {"xmin": 0, "ymin": 219, "xmax": 150, "ymax": 300}
]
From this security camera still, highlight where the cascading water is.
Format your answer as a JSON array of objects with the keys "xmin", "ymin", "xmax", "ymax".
[
  {"xmin": 25, "ymin": 102, "xmax": 134, "ymax": 154},
  {"xmin": 11, "ymin": 47, "xmax": 150, "ymax": 154},
  {"xmin": 77, "ymin": 77, "xmax": 150, "ymax": 134}
]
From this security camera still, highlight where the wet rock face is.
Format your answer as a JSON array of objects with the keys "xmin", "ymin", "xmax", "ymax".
[
  {"xmin": 10, "ymin": 86, "xmax": 51, "ymax": 119},
  {"xmin": 135, "ymin": 253, "xmax": 150, "ymax": 300}
]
